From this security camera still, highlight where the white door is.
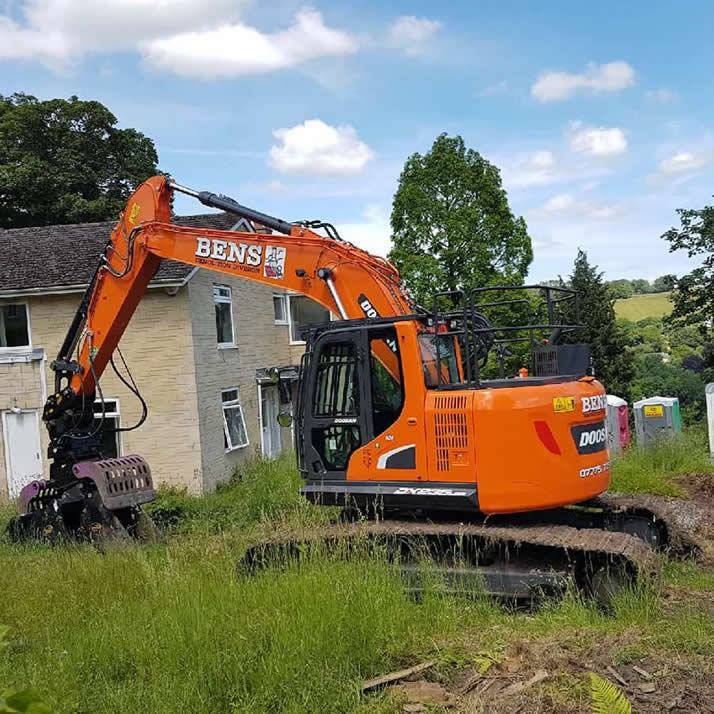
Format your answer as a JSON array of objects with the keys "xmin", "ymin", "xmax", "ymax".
[
  {"xmin": 261, "ymin": 386, "xmax": 282, "ymax": 459},
  {"xmin": 2, "ymin": 409, "xmax": 43, "ymax": 499}
]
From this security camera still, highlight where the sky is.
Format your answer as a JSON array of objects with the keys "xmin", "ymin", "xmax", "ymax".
[{"xmin": 1, "ymin": 0, "xmax": 713, "ymax": 282}]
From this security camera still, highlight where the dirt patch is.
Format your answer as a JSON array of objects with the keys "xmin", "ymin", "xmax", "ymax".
[
  {"xmin": 675, "ymin": 472, "xmax": 714, "ymax": 507},
  {"xmin": 444, "ymin": 636, "xmax": 714, "ymax": 714}
]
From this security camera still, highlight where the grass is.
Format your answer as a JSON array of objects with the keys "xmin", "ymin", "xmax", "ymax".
[
  {"xmin": 610, "ymin": 425, "xmax": 711, "ymax": 496},
  {"xmin": 0, "ymin": 441, "xmax": 712, "ymax": 713},
  {"xmin": 614, "ymin": 292, "xmax": 673, "ymax": 320}
]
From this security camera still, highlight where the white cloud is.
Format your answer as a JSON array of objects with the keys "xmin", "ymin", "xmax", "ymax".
[
  {"xmin": 648, "ymin": 151, "xmax": 713, "ymax": 185},
  {"xmin": 388, "ymin": 15, "xmax": 441, "ymax": 56},
  {"xmin": 478, "ymin": 80, "xmax": 509, "ymax": 96},
  {"xmin": 0, "ymin": 2, "xmax": 358, "ymax": 76},
  {"xmin": 145, "ymin": 8, "xmax": 359, "ymax": 78},
  {"xmin": 0, "ymin": 0, "xmax": 242, "ymax": 60},
  {"xmin": 269, "ymin": 119, "xmax": 375, "ymax": 176},
  {"xmin": 646, "ymin": 88, "xmax": 676, "ymax": 104},
  {"xmin": 657, "ymin": 152, "xmax": 708, "ymax": 175},
  {"xmin": 503, "ymin": 150, "xmax": 560, "ymax": 187},
  {"xmin": 569, "ymin": 124, "xmax": 627, "ymax": 156},
  {"xmin": 337, "ymin": 204, "xmax": 391, "ymax": 257},
  {"xmin": 531, "ymin": 61, "xmax": 635, "ymax": 102},
  {"xmin": 540, "ymin": 193, "xmax": 624, "ymax": 220}
]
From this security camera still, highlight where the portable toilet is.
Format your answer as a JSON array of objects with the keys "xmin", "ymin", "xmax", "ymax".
[
  {"xmin": 706, "ymin": 383, "xmax": 714, "ymax": 461},
  {"xmin": 633, "ymin": 396, "xmax": 681, "ymax": 444},
  {"xmin": 606, "ymin": 395, "xmax": 630, "ymax": 454}
]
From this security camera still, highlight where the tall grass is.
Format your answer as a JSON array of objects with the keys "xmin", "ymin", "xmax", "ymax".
[
  {"xmin": 610, "ymin": 426, "xmax": 712, "ymax": 496},
  {"xmin": 144, "ymin": 452, "xmax": 335, "ymax": 535},
  {"xmin": 1, "ymin": 446, "xmax": 712, "ymax": 712}
]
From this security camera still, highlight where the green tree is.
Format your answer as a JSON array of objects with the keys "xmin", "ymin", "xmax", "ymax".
[
  {"xmin": 631, "ymin": 356, "xmax": 706, "ymax": 424},
  {"xmin": 607, "ymin": 279, "xmax": 634, "ymax": 300},
  {"xmin": 388, "ymin": 133, "xmax": 532, "ymax": 306},
  {"xmin": 652, "ymin": 273, "xmax": 676, "ymax": 293},
  {"xmin": 0, "ymin": 93, "xmax": 160, "ymax": 228},
  {"xmin": 630, "ymin": 278, "xmax": 652, "ymax": 294},
  {"xmin": 564, "ymin": 250, "xmax": 634, "ymax": 398},
  {"xmin": 662, "ymin": 197, "xmax": 714, "ymax": 368}
]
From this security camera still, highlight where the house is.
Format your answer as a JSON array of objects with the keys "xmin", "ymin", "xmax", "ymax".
[{"xmin": 0, "ymin": 214, "xmax": 331, "ymax": 501}]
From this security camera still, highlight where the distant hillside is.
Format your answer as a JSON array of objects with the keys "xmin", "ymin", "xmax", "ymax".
[{"xmin": 615, "ymin": 292, "xmax": 673, "ymax": 320}]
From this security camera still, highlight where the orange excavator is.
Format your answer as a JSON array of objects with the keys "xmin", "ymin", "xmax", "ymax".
[{"xmin": 9, "ymin": 176, "xmax": 682, "ymax": 599}]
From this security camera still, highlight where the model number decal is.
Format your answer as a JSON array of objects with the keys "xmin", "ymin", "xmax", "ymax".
[
  {"xmin": 393, "ymin": 487, "xmax": 469, "ymax": 497},
  {"xmin": 579, "ymin": 461, "xmax": 611, "ymax": 478}
]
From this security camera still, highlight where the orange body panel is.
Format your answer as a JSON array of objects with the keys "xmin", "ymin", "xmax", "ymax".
[{"xmin": 466, "ymin": 379, "xmax": 610, "ymax": 513}]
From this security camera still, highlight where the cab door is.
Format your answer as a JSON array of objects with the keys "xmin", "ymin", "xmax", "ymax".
[{"xmin": 302, "ymin": 330, "xmax": 369, "ymax": 480}]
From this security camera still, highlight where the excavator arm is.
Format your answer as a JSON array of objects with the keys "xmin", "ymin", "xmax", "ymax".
[
  {"xmin": 51, "ymin": 176, "xmax": 409, "ymax": 405},
  {"xmin": 10, "ymin": 175, "xmax": 411, "ymax": 542}
]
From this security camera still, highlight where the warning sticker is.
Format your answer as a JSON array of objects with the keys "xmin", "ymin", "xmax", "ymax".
[
  {"xmin": 644, "ymin": 405, "xmax": 664, "ymax": 418},
  {"xmin": 553, "ymin": 396, "xmax": 576, "ymax": 413}
]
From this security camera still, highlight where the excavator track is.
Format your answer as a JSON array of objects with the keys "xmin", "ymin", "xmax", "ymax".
[
  {"xmin": 240, "ymin": 491, "xmax": 705, "ymax": 604},
  {"xmin": 241, "ymin": 516, "xmax": 659, "ymax": 605}
]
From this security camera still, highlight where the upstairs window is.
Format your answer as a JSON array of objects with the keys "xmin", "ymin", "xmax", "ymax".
[
  {"xmin": 213, "ymin": 285, "xmax": 235, "ymax": 348},
  {"xmin": 0, "ymin": 303, "xmax": 30, "ymax": 349},
  {"xmin": 222, "ymin": 388, "xmax": 249, "ymax": 450}
]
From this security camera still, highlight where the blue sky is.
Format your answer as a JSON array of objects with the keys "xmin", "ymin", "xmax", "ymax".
[{"xmin": 2, "ymin": 0, "xmax": 713, "ymax": 281}]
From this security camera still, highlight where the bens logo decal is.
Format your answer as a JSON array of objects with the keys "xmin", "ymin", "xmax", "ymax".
[
  {"xmin": 264, "ymin": 246, "xmax": 286, "ymax": 279},
  {"xmin": 571, "ymin": 420, "xmax": 608, "ymax": 455},
  {"xmin": 195, "ymin": 238, "xmax": 286, "ymax": 279},
  {"xmin": 581, "ymin": 395, "xmax": 606, "ymax": 414}
]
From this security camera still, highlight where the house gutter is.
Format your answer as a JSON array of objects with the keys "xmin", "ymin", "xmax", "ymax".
[{"xmin": 0, "ymin": 269, "xmax": 199, "ymax": 300}]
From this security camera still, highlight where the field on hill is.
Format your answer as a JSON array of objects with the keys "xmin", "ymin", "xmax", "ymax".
[
  {"xmin": 1, "ymin": 435, "xmax": 713, "ymax": 714},
  {"xmin": 615, "ymin": 292, "xmax": 673, "ymax": 320}
]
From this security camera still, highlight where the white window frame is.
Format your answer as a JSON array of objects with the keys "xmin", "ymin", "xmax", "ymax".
[
  {"xmin": 286, "ymin": 293, "xmax": 334, "ymax": 346},
  {"xmin": 0, "ymin": 302, "xmax": 32, "ymax": 352},
  {"xmin": 273, "ymin": 294, "xmax": 289, "ymax": 325},
  {"xmin": 213, "ymin": 284, "xmax": 236, "ymax": 349},
  {"xmin": 93, "ymin": 397, "xmax": 121, "ymax": 458},
  {"xmin": 222, "ymin": 387, "xmax": 249, "ymax": 452}
]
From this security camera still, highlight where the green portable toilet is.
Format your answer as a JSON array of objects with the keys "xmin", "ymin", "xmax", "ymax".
[{"xmin": 633, "ymin": 396, "xmax": 681, "ymax": 444}]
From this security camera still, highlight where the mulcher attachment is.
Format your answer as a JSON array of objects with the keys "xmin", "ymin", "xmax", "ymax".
[{"xmin": 7, "ymin": 455, "xmax": 156, "ymax": 543}]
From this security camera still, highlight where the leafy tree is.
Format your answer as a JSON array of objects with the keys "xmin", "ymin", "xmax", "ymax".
[
  {"xmin": 631, "ymin": 356, "xmax": 706, "ymax": 424},
  {"xmin": 0, "ymin": 93, "xmax": 160, "ymax": 228},
  {"xmin": 652, "ymin": 273, "xmax": 676, "ymax": 293},
  {"xmin": 662, "ymin": 198, "xmax": 714, "ymax": 370},
  {"xmin": 563, "ymin": 250, "xmax": 634, "ymax": 398},
  {"xmin": 630, "ymin": 278, "xmax": 652, "ymax": 294},
  {"xmin": 607, "ymin": 279, "xmax": 634, "ymax": 300},
  {"xmin": 389, "ymin": 133, "xmax": 532, "ymax": 306}
]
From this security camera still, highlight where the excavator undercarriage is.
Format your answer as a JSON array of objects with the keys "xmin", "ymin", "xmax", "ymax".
[{"xmin": 241, "ymin": 491, "xmax": 701, "ymax": 604}]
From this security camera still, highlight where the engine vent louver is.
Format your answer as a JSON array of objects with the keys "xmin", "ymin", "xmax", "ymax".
[{"xmin": 433, "ymin": 394, "xmax": 468, "ymax": 471}]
